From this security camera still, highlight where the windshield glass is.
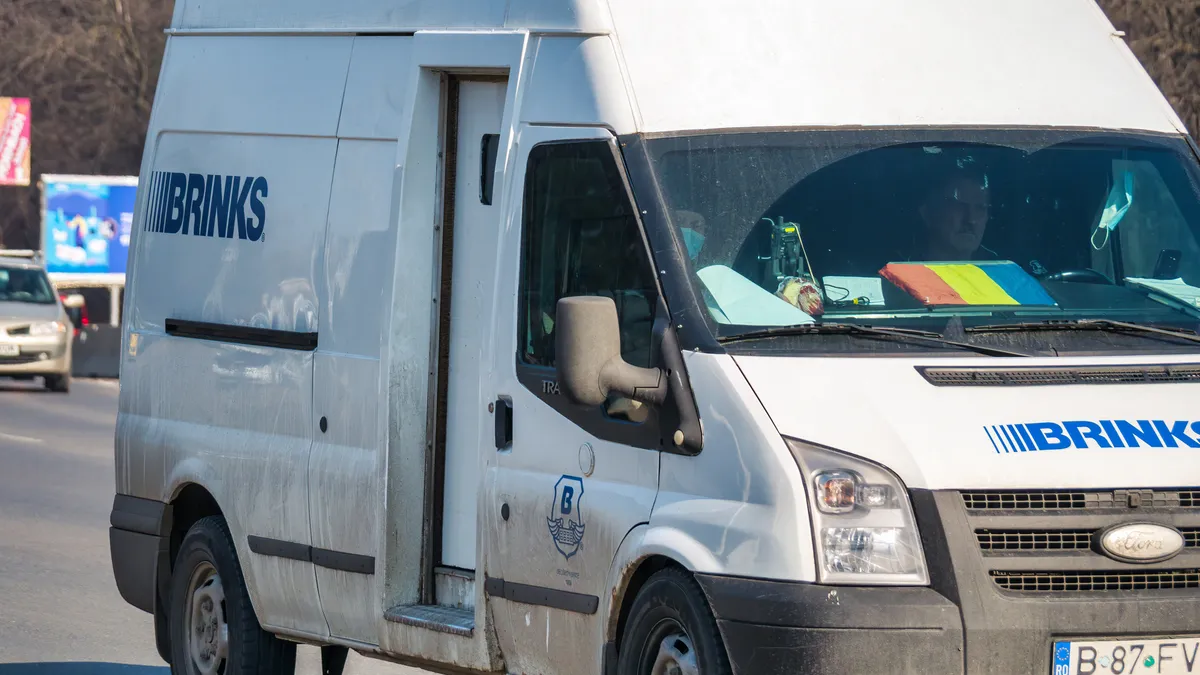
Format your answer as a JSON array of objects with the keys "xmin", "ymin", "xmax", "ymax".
[
  {"xmin": 0, "ymin": 266, "xmax": 56, "ymax": 304},
  {"xmin": 640, "ymin": 129, "xmax": 1200, "ymax": 348}
]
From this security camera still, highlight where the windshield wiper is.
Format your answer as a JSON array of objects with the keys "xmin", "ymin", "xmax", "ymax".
[
  {"xmin": 967, "ymin": 319, "xmax": 1200, "ymax": 345},
  {"xmin": 718, "ymin": 322, "xmax": 1031, "ymax": 357}
]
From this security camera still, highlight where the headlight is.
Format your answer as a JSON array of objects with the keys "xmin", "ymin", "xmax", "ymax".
[
  {"xmin": 30, "ymin": 321, "xmax": 67, "ymax": 336},
  {"xmin": 786, "ymin": 438, "xmax": 928, "ymax": 586}
]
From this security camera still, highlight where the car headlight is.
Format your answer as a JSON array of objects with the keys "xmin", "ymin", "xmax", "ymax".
[
  {"xmin": 786, "ymin": 438, "xmax": 929, "ymax": 586},
  {"xmin": 30, "ymin": 321, "xmax": 67, "ymax": 336}
]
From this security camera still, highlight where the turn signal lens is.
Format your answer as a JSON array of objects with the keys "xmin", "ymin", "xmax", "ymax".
[{"xmin": 814, "ymin": 471, "xmax": 856, "ymax": 513}]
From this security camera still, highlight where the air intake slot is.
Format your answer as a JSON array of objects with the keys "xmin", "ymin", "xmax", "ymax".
[
  {"xmin": 991, "ymin": 570, "xmax": 1200, "ymax": 592},
  {"xmin": 918, "ymin": 363, "xmax": 1200, "ymax": 387}
]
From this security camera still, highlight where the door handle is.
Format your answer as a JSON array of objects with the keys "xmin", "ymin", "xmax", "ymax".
[{"xmin": 494, "ymin": 397, "xmax": 513, "ymax": 449}]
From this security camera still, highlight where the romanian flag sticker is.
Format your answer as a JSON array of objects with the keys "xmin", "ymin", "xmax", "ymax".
[{"xmin": 880, "ymin": 261, "xmax": 1058, "ymax": 307}]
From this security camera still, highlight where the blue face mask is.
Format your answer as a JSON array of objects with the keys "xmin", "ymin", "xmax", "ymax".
[{"xmin": 680, "ymin": 227, "xmax": 706, "ymax": 260}]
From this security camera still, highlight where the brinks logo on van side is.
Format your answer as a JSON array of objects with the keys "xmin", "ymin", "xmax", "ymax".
[
  {"xmin": 985, "ymin": 420, "xmax": 1200, "ymax": 454},
  {"xmin": 144, "ymin": 171, "xmax": 268, "ymax": 242}
]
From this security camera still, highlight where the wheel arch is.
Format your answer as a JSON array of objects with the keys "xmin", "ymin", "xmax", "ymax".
[{"xmin": 603, "ymin": 524, "xmax": 726, "ymax": 672}]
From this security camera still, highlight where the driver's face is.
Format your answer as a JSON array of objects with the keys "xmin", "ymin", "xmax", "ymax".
[{"xmin": 922, "ymin": 177, "xmax": 990, "ymax": 259}]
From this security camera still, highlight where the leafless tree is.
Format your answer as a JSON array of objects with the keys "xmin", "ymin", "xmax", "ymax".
[{"xmin": 0, "ymin": 0, "xmax": 172, "ymax": 248}]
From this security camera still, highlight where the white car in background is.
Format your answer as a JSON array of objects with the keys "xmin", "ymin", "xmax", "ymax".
[{"xmin": 0, "ymin": 251, "xmax": 73, "ymax": 393}]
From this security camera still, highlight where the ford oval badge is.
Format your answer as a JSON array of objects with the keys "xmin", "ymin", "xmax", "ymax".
[{"xmin": 1098, "ymin": 523, "xmax": 1185, "ymax": 563}]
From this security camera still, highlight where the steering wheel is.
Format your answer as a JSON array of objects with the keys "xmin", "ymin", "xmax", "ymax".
[{"xmin": 1042, "ymin": 268, "xmax": 1115, "ymax": 285}]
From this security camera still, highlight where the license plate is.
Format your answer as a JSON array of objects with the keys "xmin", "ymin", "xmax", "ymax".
[
  {"xmin": 1054, "ymin": 638, "xmax": 1200, "ymax": 674},
  {"xmin": 0, "ymin": 344, "xmax": 18, "ymax": 357}
]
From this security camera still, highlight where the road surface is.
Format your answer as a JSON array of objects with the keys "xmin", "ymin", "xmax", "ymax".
[{"xmin": 0, "ymin": 378, "xmax": 428, "ymax": 675}]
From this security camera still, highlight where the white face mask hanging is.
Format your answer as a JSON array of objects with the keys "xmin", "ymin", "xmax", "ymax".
[{"xmin": 1091, "ymin": 165, "xmax": 1134, "ymax": 251}]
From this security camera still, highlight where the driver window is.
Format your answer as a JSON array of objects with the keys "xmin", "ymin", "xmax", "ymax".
[{"xmin": 517, "ymin": 141, "xmax": 659, "ymax": 422}]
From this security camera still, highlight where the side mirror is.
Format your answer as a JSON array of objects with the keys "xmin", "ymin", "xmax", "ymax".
[
  {"xmin": 555, "ymin": 296, "xmax": 669, "ymax": 407},
  {"xmin": 62, "ymin": 293, "xmax": 85, "ymax": 309}
]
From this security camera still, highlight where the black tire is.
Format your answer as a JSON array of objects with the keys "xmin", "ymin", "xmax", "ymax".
[
  {"xmin": 168, "ymin": 516, "xmax": 296, "ymax": 675},
  {"xmin": 617, "ymin": 568, "xmax": 733, "ymax": 675},
  {"xmin": 44, "ymin": 374, "xmax": 69, "ymax": 393}
]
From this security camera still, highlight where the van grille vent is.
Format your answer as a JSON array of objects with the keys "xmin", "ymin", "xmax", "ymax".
[
  {"xmin": 962, "ymin": 489, "xmax": 1196, "ymax": 511},
  {"xmin": 991, "ymin": 570, "xmax": 1200, "ymax": 592},
  {"xmin": 918, "ymin": 363, "xmax": 1200, "ymax": 387}
]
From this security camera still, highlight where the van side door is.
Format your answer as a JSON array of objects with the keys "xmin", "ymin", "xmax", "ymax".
[{"xmin": 484, "ymin": 126, "xmax": 663, "ymax": 674}]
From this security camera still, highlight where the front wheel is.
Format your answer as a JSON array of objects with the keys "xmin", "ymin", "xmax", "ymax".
[
  {"xmin": 168, "ymin": 516, "xmax": 296, "ymax": 675},
  {"xmin": 44, "ymin": 374, "xmax": 69, "ymax": 393},
  {"xmin": 617, "ymin": 568, "xmax": 732, "ymax": 675}
]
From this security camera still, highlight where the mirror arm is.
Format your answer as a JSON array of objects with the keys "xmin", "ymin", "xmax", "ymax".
[
  {"xmin": 658, "ymin": 325, "xmax": 704, "ymax": 454},
  {"xmin": 600, "ymin": 360, "xmax": 669, "ymax": 406}
]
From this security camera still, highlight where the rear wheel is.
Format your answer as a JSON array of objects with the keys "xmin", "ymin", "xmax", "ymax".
[
  {"xmin": 44, "ymin": 374, "xmax": 69, "ymax": 393},
  {"xmin": 617, "ymin": 568, "xmax": 732, "ymax": 675},
  {"xmin": 168, "ymin": 516, "xmax": 296, "ymax": 675}
]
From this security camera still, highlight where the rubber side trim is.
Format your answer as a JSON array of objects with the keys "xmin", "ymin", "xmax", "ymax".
[
  {"xmin": 110, "ymin": 494, "xmax": 168, "ymax": 535},
  {"xmin": 165, "ymin": 318, "xmax": 318, "ymax": 351},
  {"xmin": 484, "ymin": 576, "xmax": 599, "ymax": 614},
  {"xmin": 247, "ymin": 535, "xmax": 375, "ymax": 575}
]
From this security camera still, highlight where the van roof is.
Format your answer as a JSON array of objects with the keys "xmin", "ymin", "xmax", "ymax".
[{"xmin": 170, "ymin": 0, "xmax": 1185, "ymax": 136}]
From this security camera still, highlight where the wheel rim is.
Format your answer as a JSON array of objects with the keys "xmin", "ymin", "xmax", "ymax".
[
  {"xmin": 645, "ymin": 619, "xmax": 699, "ymax": 675},
  {"xmin": 185, "ymin": 561, "xmax": 229, "ymax": 675}
]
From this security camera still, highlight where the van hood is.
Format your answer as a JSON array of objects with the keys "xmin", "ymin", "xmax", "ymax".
[{"xmin": 734, "ymin": 354, "xmax": 1200, "ymax": 490}]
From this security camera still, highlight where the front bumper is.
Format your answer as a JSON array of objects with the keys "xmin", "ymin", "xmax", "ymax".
[
  {"xmin": 698, "ymin": 488, "xmax": 1200, "ymax": 674},
  {"xmin": 697, "ymin": 576, "xmax": 962, "ymax": 674},
  {"xmin": 0, "ymin": 337, "xmax": 70, "ymax": 375}
]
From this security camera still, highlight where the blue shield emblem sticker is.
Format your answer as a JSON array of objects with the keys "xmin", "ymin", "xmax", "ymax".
[{"xmin": 547, "ymin": 475, "xmax": 586, "ymax": 560}]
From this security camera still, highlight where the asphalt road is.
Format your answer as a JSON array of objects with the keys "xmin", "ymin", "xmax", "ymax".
[{"xmin": 0, "ymin": 378, "xmax": 426, "ymax": 675}]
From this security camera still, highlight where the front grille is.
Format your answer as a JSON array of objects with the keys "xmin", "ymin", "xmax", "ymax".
[
  {"xmin": 959, "ymin": 489, "xmax": 1200, "ymax": 595},
  {"xmin": 0, "ymin": 354, "xmax": 40, "ymax": 365},
  {"xmin": 963, "ymin": 489, "xmax": 1196, "ymax": 510},
  {"xmin": 4, "ymin": 325, "xmax": 30, "ymax": 336},
  {"xmin": 991, "ymin": 570, "xmax": 1200, "ymax": 592},
  {"xmin": 918, "ymin": 363, "xmax": 1200, "ymax": 386},
  {"xmin": 964, "ymin": 491, "xmax": 1087, "ymax": 510},
  {"xmin": 976, "ymin": 528, "xmax": 1200, "ymax": 552},
  {"xmin": 977, "ymin": 529, "xmax": 1093, "ymax": 551}
]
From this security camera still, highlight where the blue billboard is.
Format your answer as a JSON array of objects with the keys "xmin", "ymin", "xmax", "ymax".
[{"xmin": 41, "ymin": 175, "xmax": 137, "ymax": 277}]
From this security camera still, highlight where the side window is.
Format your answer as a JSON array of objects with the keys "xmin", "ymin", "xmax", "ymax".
[{"xmin": 518, "ymin": 141, "xmax": 660, "ymax": 415}]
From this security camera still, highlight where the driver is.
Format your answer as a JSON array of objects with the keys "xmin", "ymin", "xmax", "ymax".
[{"xmin": 916, "ymin": 166, "xmax": 997, "ymax": 262}]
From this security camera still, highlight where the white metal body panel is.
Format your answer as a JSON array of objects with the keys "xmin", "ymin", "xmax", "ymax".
[
  {"xmin": 483, "ymin": 125, "xmax": 661, "ymax": 674},
  {"xmin": 519, "ymin": 37, "xmax": 635, "ymax": 132},
  {"xmin": 377, "ymin": 33, "xmax": 526, "ymax": 673},
  {"xmin": 309, "ymin": 139, "xmax": 400, "ymax": 643},
  {"xmin": 171, "ymin": 0, "xmax": 612, "ymax": 33},
  {"xmin": 338, "ymin": 38, "xmax": 417, "ymax": 141},
  {"xmin": 649, "ymin": 351, "xmax": 817, "ymax": 582},
  {"xmin": 441, "ymin": 80, "xmax": 507, "ymax": 571},
  {"xmin": 607, "ymin": 0, "xmax": 1182, "ymax": 134},
  {"xmin": 149, "ymin": 36, "xmax": 352, "ymax": 137},
  {"xmin": 118, "ymin": 130, "xmax": 339, "ymax": 634},
  {"xmin": 736, "ymin": 354, "xmax": 1200, "ymax": 491}
]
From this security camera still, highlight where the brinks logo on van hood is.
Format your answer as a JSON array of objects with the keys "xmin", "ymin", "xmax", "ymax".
[
  {"xmin": 985, "ymin": 420, "xmax": 1200, "ymax": 454},
  {"xmin": 144, "ymin": 171, "xmax": 268, "ymax": 242}
]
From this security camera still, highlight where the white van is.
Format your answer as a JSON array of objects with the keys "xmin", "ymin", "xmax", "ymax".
[{"xmin": 110, "ymin": 1, "xmax": 1200, "ymax": 674}]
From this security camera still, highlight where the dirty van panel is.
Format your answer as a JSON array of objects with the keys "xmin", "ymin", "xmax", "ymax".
[
  {"xmin": 131, "ymin": 132, "xmax": 334, "ymax": 335},
  {"xmin": 149, "ymin": 35, "xmax": 352, "ymax": 138},
  {"xmin": 486, "ymin": 128, "xmax": 661, "ymax": 674},
  {"xmin": 309, "ymin": 138, "xmax": 401, "ymax": 643},
  {"xmin": 119, "ymin": 131, "xmax": 337, "ymax": 636}
]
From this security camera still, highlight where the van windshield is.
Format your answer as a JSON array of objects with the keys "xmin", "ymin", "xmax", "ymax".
[
  {"xmin": 637, "ymin": 128, "xmax": 1200, "ymax": 351},
  {"xmin": 0, "ymin": 266, "xmax": 56, "ymax": 305}
]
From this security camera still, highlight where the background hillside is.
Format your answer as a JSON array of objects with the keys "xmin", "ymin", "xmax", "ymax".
[{"xmin": 0, "ymin": 0, "xmax": 1197, "ymax": 247}]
